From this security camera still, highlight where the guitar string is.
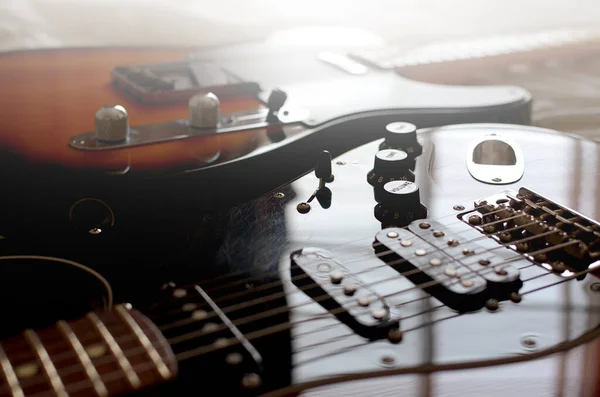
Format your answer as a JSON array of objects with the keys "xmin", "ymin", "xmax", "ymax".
[
  {"xmin": 0, "ymin": 210, "xmax": 504, "ymax": 376},
  {"xmin": 0, "ymin": 212, "xmax": 570, "ymax": 381},
  {"xmin": 177, "ymin": 216, "xmax": 545, "ymax": 324},
  {"xmin": 270, "ymin": 218, "xmax": 600, "ymax": 396},
  {"xmin": 173, "ymin": 231, "xmax": 386, "ymax": 293},
  {"xmin": 0, "ymin": 233, "xmax": 581, "ymax": 393},
  {"xmin": 2, "ymin": 253, "xmax": 592, "ymax": 396},
  {"xmin": 6, "ymin": 249, "xmax": 538, "ymax": 392},
  {"xmin": 153, "ymin": 207, "xmax": 527, "ymax": 321},
  {"xmin": 158, "ymin": 220, "xmax": 561, "ymax": 333},
  {"xmin": 173, "ymin": 206, "xmax": 511, "ymax": 297},
  {"xmin": 168, "ymin": 263, "xmax": 600, "ymax": 360},
  {"xmin": 142, "ymin": 188, "xmax": 596, "ymax": 342},
  {"xmin": 1, "ymin": 218, "xmax": 576, "ymax": 386},
  {"xmin": 294, "ymin": 264, "xmax": 552, "ymax": 356},
  {"xmin": 0, "ymin": 203, "xmax": 590, "ymax": 390},
  {"xmin": 185, "ymin": 245, "xmax": 555, "ymax": 348},
  {"xmin": 16, "ymin": 262, "xmax": 600, "ymax": 397},
  {"xmin": 294, "ymin": 258, "xmax": 588, "ymax": 356},
  {"xmin": 159, "ymin": 202, "xmax": 532, "ymax": 320},
  {"xmin": 41, "ymin": 320, "xmax": 600, "ymax": 397}
]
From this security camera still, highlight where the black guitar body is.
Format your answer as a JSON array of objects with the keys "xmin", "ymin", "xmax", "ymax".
[
  {"xmin": 2, "ymin": 121, "xmax": 600, "ymax": 396},
  {"xmin": 0, "ymin": 191, "xmax": 295, "ymax": 395}
]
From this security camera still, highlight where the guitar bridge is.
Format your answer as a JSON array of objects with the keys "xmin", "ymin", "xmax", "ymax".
[{"xmin": 461, "ymin": 187, "xmax": 600, "ymax": 276}]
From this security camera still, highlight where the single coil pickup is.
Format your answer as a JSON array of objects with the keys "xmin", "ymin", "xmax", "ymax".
[
  {"xmin": 408, "ymin": 220, "xmax": 523, "ymax": 298},
  {"xmin": 374, "ymin": 228, "xmax": 489, "ymax": 312},
  {"xmin": 290, "ymin": 247, "xmax": 400, "ymax": 341}
]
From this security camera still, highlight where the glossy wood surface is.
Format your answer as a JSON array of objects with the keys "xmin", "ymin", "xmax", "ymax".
[
  {"xmin": 0, "ymin": 47, "xmax": 267, "ymax": 170},
  {"xmin": 273, "ymin": 124, "xmax": 600, "ymax": 396},
  {"xmin": 1, "ymin": 123, "xmax": 599, "ymax": 397}
]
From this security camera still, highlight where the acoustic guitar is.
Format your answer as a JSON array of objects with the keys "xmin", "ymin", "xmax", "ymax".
[{"xmin": 1, "ymin": 121, "xmax": 600, "ymax": 397}]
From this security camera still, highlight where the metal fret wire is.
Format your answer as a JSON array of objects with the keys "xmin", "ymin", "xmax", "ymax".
[{"xmin": 1, "ymin": 206, "xmax": 598, "ymax": 395}]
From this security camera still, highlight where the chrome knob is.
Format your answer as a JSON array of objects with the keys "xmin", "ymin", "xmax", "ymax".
[
  {"xmin": 95, "ymin": 105, "xmax": 129, "ymax": 143},
  {"xmin": 189, "ymin": 92, "xmax": 220, "ymax": 128}
]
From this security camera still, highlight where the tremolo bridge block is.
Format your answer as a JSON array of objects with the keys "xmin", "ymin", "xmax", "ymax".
[{"xmin": 291, "ymin": 248, "xmax": 400, "ymax": 341}]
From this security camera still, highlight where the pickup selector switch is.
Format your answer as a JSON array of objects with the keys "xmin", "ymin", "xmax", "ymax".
[
  {"xmin": 380, "ymin": 122, "xmax": 423, "ymax": 168},
  {"xmin": 368, "ymin": 149, "xmax": 414, "ymax": 192},
  {"xmin": 374, "ymin": 180, "xmax": 427, "ymax": 227}
]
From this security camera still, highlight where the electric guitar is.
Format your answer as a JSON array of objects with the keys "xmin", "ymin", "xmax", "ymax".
[
  {"xmin": 1, "ymin": 121, "xmax": 600, "ymax": 397},
  {"xmin": 3, "ymin": 25, "xmax": 600, "ymax": 246},
  {"xmin": 0, "ymin": 25, "xmax": 547, "ymax": 243}
]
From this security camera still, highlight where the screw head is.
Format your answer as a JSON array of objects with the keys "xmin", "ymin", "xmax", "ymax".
[
  {"xmin": 296, "ymin": 202, "xmax": 311, "ymax": 214},
  {"xmin": 380, "ymin": 355, "xmax": 396, "ymax": 367},
  {"xmin": 492, "ymin": 177, "xmax": 502, "ymax": 182},
  {"xmin": 273, "ymin": 192, "xmax": 285, "ymax": 199},
  {"xmin": 590, "ymin": 283, "xmax": 600, "ymax": 292},
  {"xmin": 453, "ymin": 205, "xmax": 465, "ymax": 211},
  {"xmin": 520, "ymin": 335, "xmax": 539, "ymax": 350}
]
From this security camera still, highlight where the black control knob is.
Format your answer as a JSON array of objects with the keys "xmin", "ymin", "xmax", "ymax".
[
  {"xmin": 379, "ymin": 122, "xmax": 423, "ymax": 163},
  {"xmin": 374, "ymin": 180, "xmax": 427, "ymax": 227},
  {"xmin": 367, "ymin": 149, "xmax": 414, "ymax": 189}
]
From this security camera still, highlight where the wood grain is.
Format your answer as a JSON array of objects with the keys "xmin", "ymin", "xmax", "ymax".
[{"xmin": 0, "ymin": 47, "xmax": 265, "ymax": 170}]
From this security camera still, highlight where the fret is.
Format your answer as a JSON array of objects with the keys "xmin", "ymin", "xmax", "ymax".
[
  {"xmin": 23, "ymin": 329, "xmax": 68, "ymax": 397},
  {"xmin": 86, "ymin": 312, "xmax": 141, "ymax": 389},
  {"xmin": 0, "ymin": 345, "xmax": 24, "ymax": 397},
  {"xmin": 114, "ymin": 306, "xmax": 172, "ymax": 380},
  {"xmin": 56, "ymin": 320, "xmax": 109, "ymax": 397}
]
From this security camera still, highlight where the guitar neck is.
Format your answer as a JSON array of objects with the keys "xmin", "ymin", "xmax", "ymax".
[
  {"xmin": 352, "ymin": 27, "xmax": 600, "ymax": 84},
  {"xmin": 0, "ymin": 305, "xmax": 177, "ymax": 397}
]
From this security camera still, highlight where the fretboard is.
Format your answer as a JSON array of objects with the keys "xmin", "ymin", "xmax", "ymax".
[{"xmin": 0, "ymin": 304, "xmax": 177, "ymax": 397}]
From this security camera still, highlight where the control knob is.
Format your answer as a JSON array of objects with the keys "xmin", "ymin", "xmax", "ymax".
[
  {"xmin": 367, "ymin": 149, "xmax": 414, "ymax": 191},
  {"xmin": 189, "ymin": 92, "xmax": 220, "ymax": 128},
  {"xmin": 380, "ymin": 122, "xmax": 422, "ymax": 166},
  {"xmin": 374, "ymin": 180, "xmax": 428, "ymax": 227},
  {"xmin": 95, "ymin": 105, "xmax": 129, "ymax": 143}
]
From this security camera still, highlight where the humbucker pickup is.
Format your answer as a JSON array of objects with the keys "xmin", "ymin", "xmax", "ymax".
[
  {"xmin": 375, "ymin": 221, "xmax": 523, "ymax": 312},
  {"xmin": 291, "ymin": 248, "xmax": 400, "ymax": 341}
]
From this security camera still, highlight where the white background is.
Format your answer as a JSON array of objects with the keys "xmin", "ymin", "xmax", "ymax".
[{"xmin": 1, "ymin": 0, "xmax": 600, "ymax": 50}]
